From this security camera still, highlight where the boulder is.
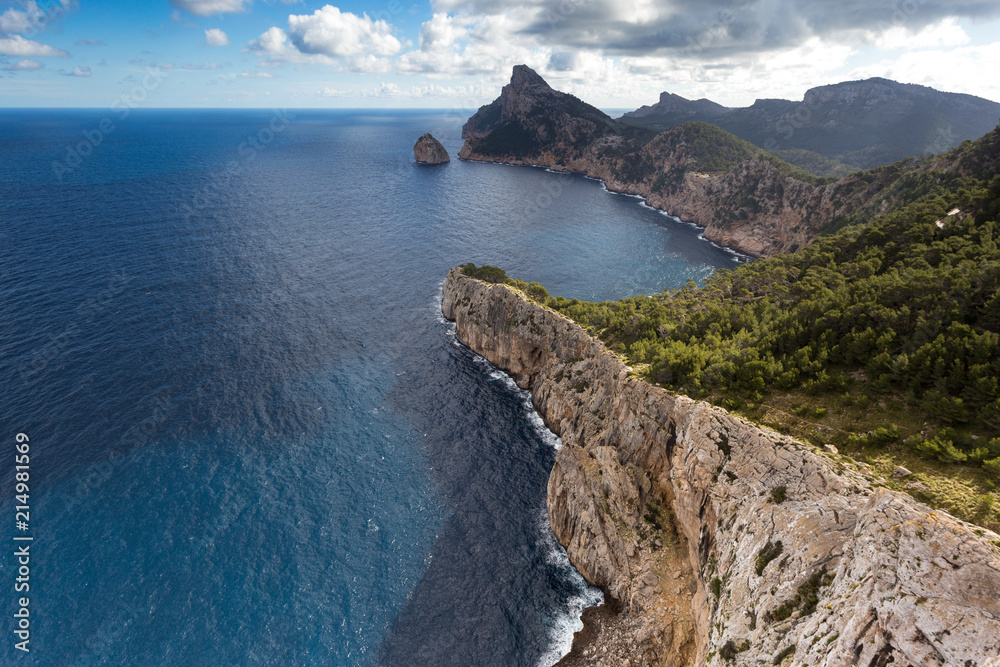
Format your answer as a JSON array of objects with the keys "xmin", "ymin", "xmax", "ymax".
[{"xmin": 414, "ymin": 133, "xmax": 450, "ymax": 164}]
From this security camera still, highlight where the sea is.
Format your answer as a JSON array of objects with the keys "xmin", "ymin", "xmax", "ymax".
[{"xmin": 0, "ymin": 108, "xmax": 739, "ymax": 666}]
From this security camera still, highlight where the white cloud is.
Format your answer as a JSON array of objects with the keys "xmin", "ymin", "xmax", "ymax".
[
  {"xmin": 0, "ymin": 1, "xmax": 46, "ymax": 33},
  {"xmin": 419, "ymin": 13, "xmax": 466, "ymax": 50},
  {"xmin": 1, "ymin": 58, "xmax": 43, "ymax": 71},
  {"xmin": 0, "ymin": 35, "xmax": 68, "ymax": 57},
  {"xmin": 69, "ymin": 65, "xmax": 91, "ymax": 77},
  {"xmin": 240, "ymin": 70, "xmax": 274, "ymax": 78},
  {"xmin": 287, "ymin": 5, "xmax": 401, "ymax": 57},
  {"xmin": 182, "ymin": 61, "xmax": 221, "ymax": 70},
  {"xmin": 868, "ymin": 17, "xmax": 970, "ymax": 50},
  {"xmin": 205, "ymin": 28, "xmax": 230, "ymax": 47},
  {"xmin": 848, "ymin": 42, "xmax": 1000, "ymax": 102},
  {"xmin": 248, "ymin": 5, "xmax": 401, "ymax": 70},
  {"xmin": 170, "ymin": 0, "xmax": 249, "ymax": 17}
]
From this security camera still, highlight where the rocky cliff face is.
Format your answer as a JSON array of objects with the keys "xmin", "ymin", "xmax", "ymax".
[
  {"xmin": 459, "ymin": 66, "xmax": 922, "ymax": 258},
  {"xmin": 441, "ymin": 267, "xmax": 1000, "ymax": 667},
  {"xmin": 414, "ymin": 133, "xmax": 450, "ymax": 164}
]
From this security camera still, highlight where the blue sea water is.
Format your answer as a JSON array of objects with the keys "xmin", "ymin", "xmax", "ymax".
[{"xmin": 0, "ymin": 108, "xmax": 738, "ymax": 666}]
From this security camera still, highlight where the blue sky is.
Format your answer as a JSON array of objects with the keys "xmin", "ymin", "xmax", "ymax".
[{"xmin": 2, "ymin": 0, "xmax": 999, "ymax": 108}]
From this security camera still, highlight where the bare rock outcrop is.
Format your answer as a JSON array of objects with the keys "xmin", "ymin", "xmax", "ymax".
[
  {"xmin": 414, "ymin": 133, "xmax": 450, "ymax": 164},
  {"xmin": 458, "ymin": 66, "xmax": 999, "ymax": 258},
  {"xmin": 441, "ymin": 267, "xmax": 1000, "ymax": 666}
]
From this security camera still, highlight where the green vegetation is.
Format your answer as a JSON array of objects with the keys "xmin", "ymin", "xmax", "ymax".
[
  {"xmin": 764, "ymin": 568, "xmax": 834, "ymax": 623},
  {"xmin": 772, "ymin": 148, "xmax": 861, "ymax": 179},
  {"xmin": 652, "ymin": 123, "xmax": 835, "ymax": 186},
  {"xmin": 531, "ymin": 167, "xmax": 1000, "ymax": 529},
  {"xmin": 460, "ymin": 128, "xmax": 1000, "ymax": 529},
  {"xmin": 773, "ymin": 645, "xmax": 796, "ymax": 665},
  {"xmin": 755, "ymin": 540, "xmax": 784, "ymax": 576},
  {"xmin": 459, "ymin": 263, "xmax": 550, "ymax": 301},
  {"xmin": 769, "ymin": 485, "xmax": 788, "ymax": 504},
  {"xmin": 720, "ymin": 639, "xmax": 750, "ymax": 662},
  {"xmin": 466, "ymin": 120, "xmax": 540, "ymax": 158}
]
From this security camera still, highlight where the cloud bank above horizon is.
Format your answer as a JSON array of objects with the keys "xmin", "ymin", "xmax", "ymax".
[{"xmin": 0, "ymin": 0, "xmax": 998, "ymax": 108}]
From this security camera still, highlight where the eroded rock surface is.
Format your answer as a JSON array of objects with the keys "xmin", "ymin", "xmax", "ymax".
[
  {"xmin": 414, "ymin": 133, "xmax": 450, "ymax": 164},
  {"xmin": 441, "ymin": 267, "xmax": 1000, "ymax": 666}
]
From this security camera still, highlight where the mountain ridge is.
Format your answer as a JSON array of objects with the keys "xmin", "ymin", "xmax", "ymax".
[
  {"xmin": 459, "ymin": 66, "xmax": 998, "ymax": 258},
  {"xmin": 621, "ymin": 77, "xmax": 1000, "ymax": 172}
]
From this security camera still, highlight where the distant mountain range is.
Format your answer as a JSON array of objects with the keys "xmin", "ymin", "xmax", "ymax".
[
  {"xmin": 621, "ymin": 78, "xmax": 1000, "ymax": 175},
  {"xmin": 459, "ymin": 66, "xmax": 1000, "ymax": 258}
]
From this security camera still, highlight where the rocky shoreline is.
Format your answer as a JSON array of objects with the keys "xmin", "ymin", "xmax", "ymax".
[
  {"xmin": 456, "ymin": 65, "xmax": 950, "ymax": 259},
  {"xmin": 441, "ymin": 267, "xmax": 1000, "ymax": 666}
]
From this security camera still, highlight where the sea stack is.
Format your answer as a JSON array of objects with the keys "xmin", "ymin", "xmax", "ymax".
[{"xmin": 413, "ymin": 133, "xmax": 450, "ymax": 164}]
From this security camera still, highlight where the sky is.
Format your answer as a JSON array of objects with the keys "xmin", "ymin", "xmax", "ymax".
[{"xmin": 1, "ymin": 0, "xmax": 999, "ymax": 109}]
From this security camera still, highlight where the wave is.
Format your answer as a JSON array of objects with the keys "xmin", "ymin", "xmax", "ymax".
[{"xmin": 534, "ymin": 509, "xmax": 604, "ymax": 667}]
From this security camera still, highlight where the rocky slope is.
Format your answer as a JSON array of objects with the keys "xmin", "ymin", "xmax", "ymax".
[
  {"xmin": 459, "ymin": 66, "xmax": 935, "ymax": 258},
  {"xmin": 622, "ymin": 77, "xmax": 1000, "ymax": 170},
  {"xmin": 441, "ymin": 267, "xmax": 1000, "ymax": 667},
  {"xmin": 414, "ymin": 132, "xmax": 450, "ymax": 164}
]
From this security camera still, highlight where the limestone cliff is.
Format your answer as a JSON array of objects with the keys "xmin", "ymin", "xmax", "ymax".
[
  {"xmin": 458, "ymin": 66, "xmax": 996, "ymax": 258},
  {"xmin": 414, "ymin": 133, "xmax": 450, "ymax": 164},
  {"xmin": 441, "ymin": 267, "xmax": 1000, "ymax": 666}
]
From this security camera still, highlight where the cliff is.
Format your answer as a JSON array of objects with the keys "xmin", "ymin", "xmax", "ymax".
[
  {"xmin": 459, "ymin": 66, "xmax": 923, "ymax": 258},
  {"xmin": 414, "ymin": 133, "xmax": 450, "ymax": 164},
  {"xmin": 441, "ymin": 267, "xmax": 1000, "ymax": 667}
]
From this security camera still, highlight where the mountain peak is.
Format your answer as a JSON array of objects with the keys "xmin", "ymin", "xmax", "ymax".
[{"xmin": 509, "ymin": 64, "xmax": 549, "ymax": 90}]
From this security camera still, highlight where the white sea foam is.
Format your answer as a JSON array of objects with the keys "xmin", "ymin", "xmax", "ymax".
[
  {"xmin": 436, "ymin": 279, "xmax": 602, "ymax": 665},
  {"xmin": 534, "ymin": 509, "xmax": 604, "ymax": 667}
]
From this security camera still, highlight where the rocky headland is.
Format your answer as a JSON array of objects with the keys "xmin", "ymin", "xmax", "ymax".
[
  {"xmin": 414, "ymin": 133, "xmax": 450, "ymax": 164},
  {"xmin": 458, "ymin": 66, "xmax": 995, "ymax": 258},
  {"xmin": 441, "ymin": 267, "xmax": 1000, "ymax": 666}
]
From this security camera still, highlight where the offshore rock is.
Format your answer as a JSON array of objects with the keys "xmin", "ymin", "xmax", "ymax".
[
  {"xmin": 414, "ymin": 133, "xmax": 450, "ymax": 164},
  {"xmin": 441, "ymin": 267, "xmax": 1000, "ymax": 667}
]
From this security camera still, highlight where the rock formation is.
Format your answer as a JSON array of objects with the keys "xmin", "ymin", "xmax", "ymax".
[
  {"xmin": 414, "ymin": 133, "xmax": 450, "ymax": 164},
  {"xmin": 441, "ymin": 267, "xmax": 1000, "ymax": 667},
  {"xmin": 459, "ymin": 65, "xmax": 999, "ymax": 258},
  {"xmin": 622, "ymin": 78, "xmax": 1000, "ymax": 170}
]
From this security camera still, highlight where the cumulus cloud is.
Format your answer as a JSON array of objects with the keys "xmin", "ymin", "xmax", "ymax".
[
  {"xmin": 0, "ymin": 0, "xmax": 71, "ymax": 34},
  {"xmin": 0, "ymin": 35, "xmax": 68, "ymax": 57},
  {"xmin": 169, "ymin": 0, "xmax": 249, "ymax": 17},
  {"xmin": 419, "ymin": 13, "xmax": 466, "ymax": 50},
  {"xmin": 867, "ymin": 16, "xmax": 970, "ymax": 49},
  {"xmin": 240, "ymin": 70, "xmax": 274, "ymax": 78},
  {"xmin": 848, "ymin": 42, "xmax": 1000, "ymax": 102},
  {"xmin": 205, "ymin": 28, "xmax": 229, "ymax": 46},
  {"xmin": 426, "ymin": 0, "xmax": 1000, "ymax": 58},
  {"xmin": 1, "ymin": 58, "xmax": 43, "ymax": 70},
  {"xmin": 248, "ymin": 5, "xmax": 401, "ymax": 70},
  {"xmin": 181, "ymin": 61, "xmax": 221, "ymax": 69},
  {"xmin": 69, "ymin": 65, "xmax": 91, "ymax": 76}
]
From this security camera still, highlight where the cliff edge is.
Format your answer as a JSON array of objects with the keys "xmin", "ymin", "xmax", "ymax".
[{"xmin": 442, "ymin": 267, "xmax": 1000, "ymax": 666}]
